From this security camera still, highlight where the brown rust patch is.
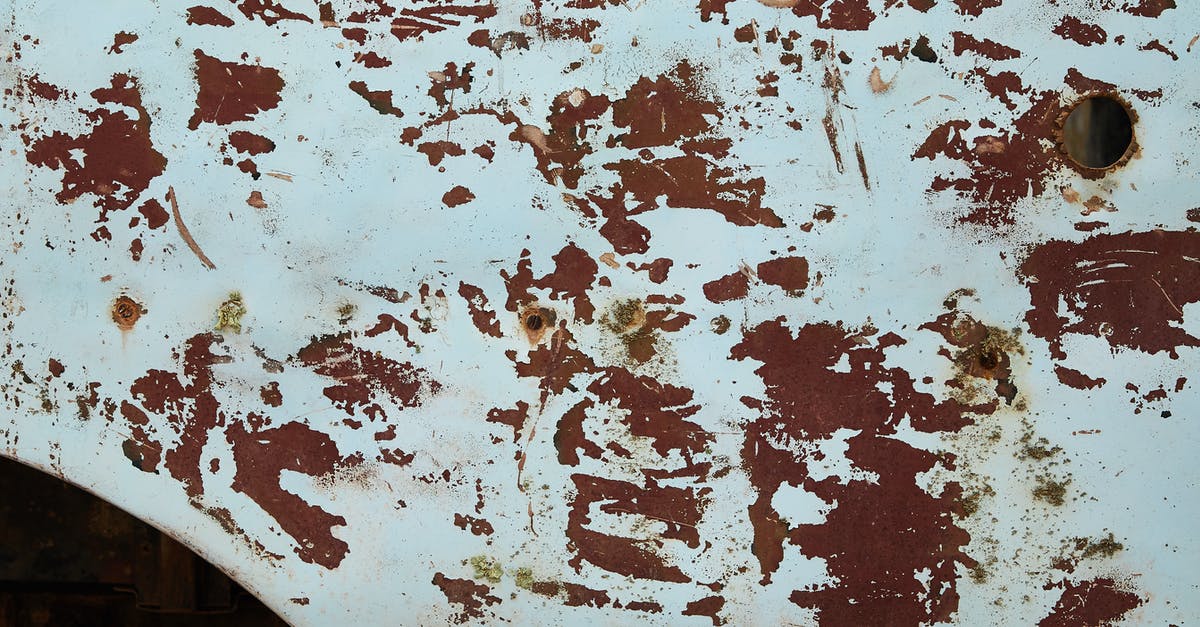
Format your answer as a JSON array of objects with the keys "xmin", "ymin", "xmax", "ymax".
[
  {"xmin": 1039, "ymin": 578, "xmax": 1144, "ymax": 626},
  {"xmin": 111, "ymin": 295, "xmax": 145, "ymax": 331},
  {"xmin": 246, "ymin": 191, "xmax": 268, "ymax": 208},
  {"xmin": 950, "ymin": 32, "xmax": 1020, "ymax": 60},
  {"xmin": 1052, "ymin": 16, "xmax": 1107, "ymax": 47},
  {"xmin": 1020, "ymin": 230, "xmax": 1200, "ymax": 359},
  {"xmin": 24, "ymin": 74, "xmax": 166, "ymax": 220},
  {"xmin": 226, "ymin": 420, "xmax": 358, "ymax": 569},
  {"xmin": 921, "ymin": 311, "xmax": 1024, "ymax": 405},
  {"xmin": 756, "ymin": 256, "xmax": 809, "ymax": 294},
  {"xmin": 442, "ymin": 185, "xmax": 475, "ymax": 207},
  {"xmin": 229, "ymin": 130, "xmax": 276, "ymax": 155},
  {"xmin": 107, "ymin": 31, "xmax": 138, "ymax": 54},
  {"xmin": 789, "ymin": 0, "xmax": 876, "ymax": 30},
  {"xmin": 458, "ymin": 282, "xmax": 501, "ymax": 338},
  {"xmin": 230, "ymin": 0, "xmax": 313, "ymax": 25},
  {"xmin": 731, "ymin": 319, "xmax": 985, "ymax": 620},
  {"xmin": 912, "ymin": 87, "xmax": 1061, "ymax": 227},
  {"xmin": 567, "ymin": 474, "xmax": 707, "ymax": 583},
  {"xmin": 702, "ymin": 271, "xmax": 750, "ymax": 303},
  {"xmin": 1054, "ymin": 365, "xmax": 1106, "ymax": 390},
  {"xmin": 453, "ymin": 513, "xmax": 494, "ymax": 536},
  {"xmin": 186, "ymin": 6, "xmax": 236, "ymax": 26},
  {"xmin": 127, "ymin": 333, "xmax": 229, "ymax": 498},
  {"xmin": 487, "ymin": 401, "xmax": 529, "ymax": 442},
  {"xmin": 682, "ymin": 595, "xmax": 725, "ymax": 625},
  {"xmin": 188, "ymin": 50, "xmax": 285, "ymax": 130},
  {"xmin": 294, "ymin": 332, "xmax": 441, "ymax": 419},
  {"xmin": 431, "ymin": 572, "xmax": 500, "ymax": 622},
  {"xmin": 348, "ymin": 80, "xmax": 404, "ymax": 118}
]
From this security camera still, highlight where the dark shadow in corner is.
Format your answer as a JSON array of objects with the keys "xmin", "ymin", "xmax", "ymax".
[{"xmin": 0, "ymin": 455, "xmax": 289, "ymax": 626}]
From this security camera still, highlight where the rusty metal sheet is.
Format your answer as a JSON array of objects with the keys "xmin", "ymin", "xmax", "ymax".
[{"xmin": 1, "ymin": 0, "xmax": 1197, "ymax": 624}]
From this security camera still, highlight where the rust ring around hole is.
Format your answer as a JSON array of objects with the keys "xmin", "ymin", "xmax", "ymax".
[
  {"xmin": 1056, "ymin": 92, "xmax": 1138, "ymax": 175},
  {"xmin": 518, "ymin": 305, "xmax": 556, "ymax": 343},
  {"xmin": 111, "ymin": 295, "xmax": 144, "ymax": 330}
]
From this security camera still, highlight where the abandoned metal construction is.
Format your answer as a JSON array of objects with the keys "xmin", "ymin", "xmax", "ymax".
[{"xmin": 0, "ymin": 0, "xmax": 1196, "ymax": 624}]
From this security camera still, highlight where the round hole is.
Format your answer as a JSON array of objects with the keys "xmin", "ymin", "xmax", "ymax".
[
  {"xmin": 978, "ymin": 351, "xmax": 999, "ymax": 371},
  {"xmin": 1061, "ymin": 96, "xmax": 1133, "ymax": 169},
  {"xmin": 525, "ymin": 314, "xmax": 543, "ymax": 331},
  {"xmin": 111, "ymin": 295, "xmax": 142, "ymax": 330}
]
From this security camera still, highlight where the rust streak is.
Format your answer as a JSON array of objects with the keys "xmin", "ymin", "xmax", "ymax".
[
  {"xmin": 166, "ymin": 186, "xmax": 217, "ymax": 270},
  {"xmin": 821, "ymin": 112, "xmax": 844, "ymax": 173},
  {"xmin": 1151, "ymin": 277, "xmax": 1184, "ymax": 316},
  {"xmin": 855, "ymin": 141, "xmax": 870, "ymax": 190},
  {"xmin": 607, "ymin": 508, "xmax": 698, "ymax": 529}
]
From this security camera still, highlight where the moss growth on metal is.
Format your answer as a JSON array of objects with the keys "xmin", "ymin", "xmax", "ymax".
[
  {"xmin": 604, "ymin": 298, "xmax": 645, "ymax": 334},
  {"xmin": 1075, "ymin": 532, "xmax": 1124, "ymax": 559},
  {"xmin": 215, "ymin": 292, "xmax": 247, "ymax": 333},
  {"xmin": 957, "ymin": 484, "xmax": 995, "ymax": 518},
  {"xmin": 1032, "ymin": 475, "xmax": 1069, "ymax": 506},
  {"xmin": 1018, "ymin": 433, "xmax": 1062, "ymax": 461}
]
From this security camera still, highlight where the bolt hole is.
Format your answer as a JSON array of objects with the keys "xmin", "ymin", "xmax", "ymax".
[
  {"xmin": 1062, "ymin": 96, "xmax": 1133, "ymax": 169},
  {"xmin": 978, "ymin": 351, "xmax": 999, "ymax": 371},
  {"xmin": 111, "ymin": 295, "xmax": 142, "ymax": 330},
  {"xmin": 525, "ymin": 314, "xmax": 543, "ymax": 331}
]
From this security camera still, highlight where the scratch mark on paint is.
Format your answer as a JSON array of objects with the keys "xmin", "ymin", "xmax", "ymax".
[{"xmin": 166, "ymin": 186, "xmax": 217, "ymax": 270}]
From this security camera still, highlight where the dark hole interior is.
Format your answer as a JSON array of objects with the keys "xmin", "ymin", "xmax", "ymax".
[
  {"xmin": 525, "ymin": 314, "xmax": 543, "ymax": 331},
  {"xmin": 0, "ymin": 455, "xmax": 287, "ymax": 626},
  {"xmin": 978, "ymin": 352, "xmax": 999, "ymax": 370},
  {"xmin": 1061, "ymin": 96, "xmax": 1133, "ymax": 169}
]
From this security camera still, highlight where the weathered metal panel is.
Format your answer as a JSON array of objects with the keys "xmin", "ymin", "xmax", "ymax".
[{"xmin": 1, "ymin": 0, "xmax": 1197, "ymax": 624}]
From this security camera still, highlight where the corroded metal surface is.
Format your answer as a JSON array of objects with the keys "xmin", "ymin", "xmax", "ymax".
[{"xmin": 1, "ymin": 0, "xmax": 1197, "ymax": 624}]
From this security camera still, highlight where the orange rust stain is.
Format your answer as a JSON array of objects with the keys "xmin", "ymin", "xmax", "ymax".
[
  {"xmin": 247, "ymin": 191, "xmax": 268, "ymax": 208},
  {"xmin": 520, "ymin": 305, "xmax": 556, "ymax": 345},
  {"xmin": 111, "ymin": 295, "xmax": 145, "ymax": 331},
  {"xmin": 868, "ymin": 67, "xmax": 892, "ymax": 93}
]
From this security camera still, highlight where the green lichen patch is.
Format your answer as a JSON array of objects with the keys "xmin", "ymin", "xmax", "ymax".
[
  {"xmin": 513, "ymin": 567, "xmax": 534, "ymax": 590},
  {"xmin": 336, "ymin": 302, "xmax": 356, "ymax": 324},
  {"xmin": 215, "ymin": 292, "xmax": 247, "ymax": 333},
  {"xmin": 469, "ymin": 555, "xmax": 502, "ymax": 583}
]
